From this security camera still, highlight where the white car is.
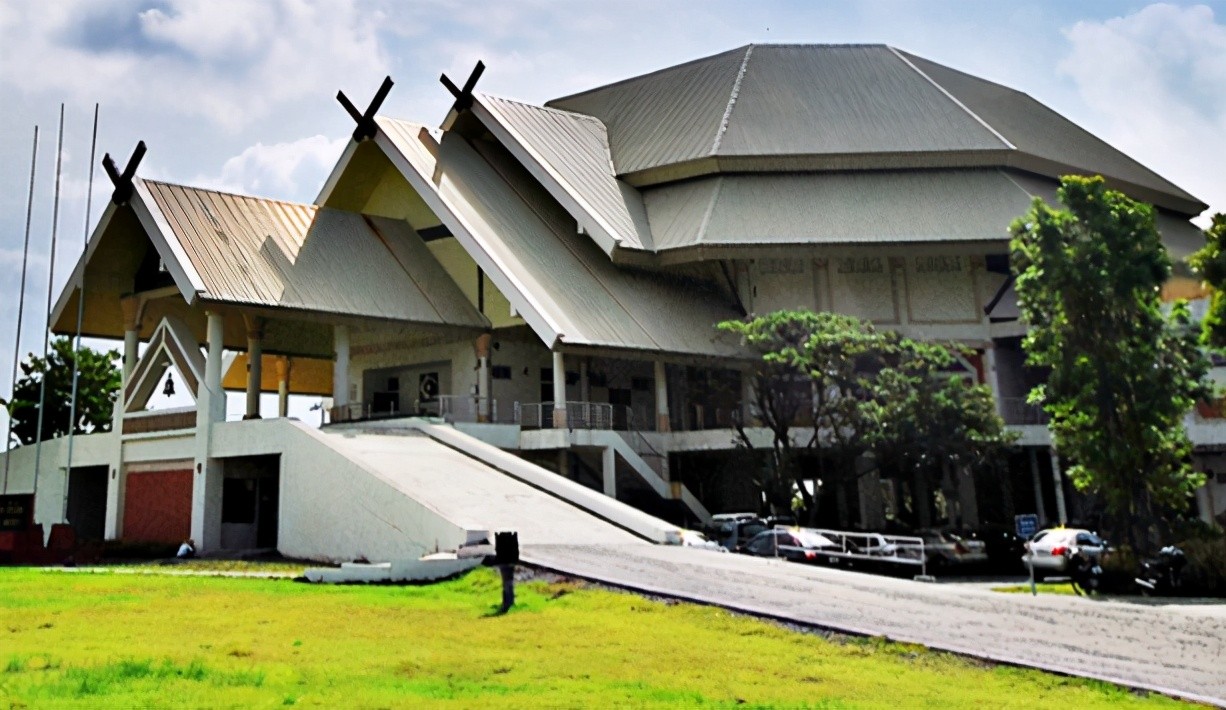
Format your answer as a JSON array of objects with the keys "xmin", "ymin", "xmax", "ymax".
[
  {"xmin": 679, "ymin": 529, "xmax": 727, "ymax": 552},
  {"xmin": 1022, "ymin": 528, "xmax": 1107, "ymax": 579}
]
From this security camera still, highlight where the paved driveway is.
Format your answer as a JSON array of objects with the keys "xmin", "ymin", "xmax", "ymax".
[{"xmin": 523, "ymin": 544, "xmax": 1226, "ymax": 705}]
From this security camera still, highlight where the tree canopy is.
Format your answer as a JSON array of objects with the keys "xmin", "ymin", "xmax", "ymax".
[
  {"xmin": 719, "ymin": 310, "xmax": 1012, "ymax": 526},
  {"xmin": 1010, "ymin": 175, "xmax": 1209, "ymax": 552},
  {"xmin": 1189, "ymin": 213, "xmax": 1226, "ymax": 349},
  {"xmin": 2, "ymin": 337, "xmax": 122, "ymax": 448}
]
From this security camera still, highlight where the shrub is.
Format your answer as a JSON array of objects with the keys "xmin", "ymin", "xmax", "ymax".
[{"xmin": 1177, "ymin": 537, "xmax": 1226, "ymax": 597}]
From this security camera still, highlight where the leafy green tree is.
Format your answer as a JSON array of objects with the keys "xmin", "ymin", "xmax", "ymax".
[
  {"xmin": 1, "ymin": 337, "xmax": 122, "ymax": 448},
  {"xmin": 1010, "ymin": 175, "xmax": 1209, "ymax": 553},
  {"xmin": 1189, "ymin": 213, "xmax": 1226, "ymax": 348},
  {"xmin": 866, "ymin": 339, "xmax": 1014, "ymax": 527},
  {"xmin": 719, "ymin": 310, "xmax": 1012, "ymax": 527}
]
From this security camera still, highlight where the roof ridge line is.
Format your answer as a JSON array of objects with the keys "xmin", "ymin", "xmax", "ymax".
[
  {"xmin": 478, "ymin": 93, "xmax": 605, "ymax": 125},
  {"xmin": 143, "ymin": 177, "xmax": 318, "ymax": 211},
  {"xmin": 887, "ymin": 47, "xmax": 1016, "ymax": 151},
  {"xmin": 710, "ymin": 45, "xmax": 754, "ymax": 156}
]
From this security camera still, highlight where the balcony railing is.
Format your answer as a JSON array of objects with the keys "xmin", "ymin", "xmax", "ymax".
[
  {"xmin": 516, "ymin": 401, "xmax": 619, "ymax": 430},
  {"xmin": 438, "ymin": 394, "xmax": 509, "ymax": 424},
  {"xmin": 999, "ymin": 397, "xmax": 1049, "ymax": 426}
]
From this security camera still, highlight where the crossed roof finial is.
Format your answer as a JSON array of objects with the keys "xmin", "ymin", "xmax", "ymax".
[
  {"xmin": 337, "ymin": 76, "xmax": 395, "ymax": 143},
  {"xmin": 440, "ymin": 61, "xmax": 485, "ymax": 113},
  {"xmin": 102, "ymin": 141, "xmax": 146, "ymax": 206}
]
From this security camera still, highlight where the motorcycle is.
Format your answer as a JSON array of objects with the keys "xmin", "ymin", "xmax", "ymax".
[
  {"xmin": 1135, "ymin": 545, "xmax": 1186, "ymax": 596},
  {"xmin": 1066, "ymin": 547, "xmax": 1104, "ymax": 596}
]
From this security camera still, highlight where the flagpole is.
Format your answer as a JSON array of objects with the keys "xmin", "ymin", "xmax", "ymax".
[
  {"xmin": 64, "ymin": 104, "xmax": 100, "ymax": 502},
  {"xmin": 1, "ymin": 126, "xmax": 39, "ymax": 495},
  {"xmin": 31, "ymin": 104, "xmax": 65, "ymax": 498}
]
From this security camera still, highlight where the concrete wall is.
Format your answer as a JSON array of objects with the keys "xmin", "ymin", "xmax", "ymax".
[
  {"xmin": 210, "ymin": 418, "xmax": 475, "ymax": 562},
  {"xmin": 0, "ymin": 431, "xmax": 116, "ymax": 537}
]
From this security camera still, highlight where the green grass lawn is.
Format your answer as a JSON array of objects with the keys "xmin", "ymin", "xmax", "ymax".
[{"xmin": 0, "ymin": 566, "xmax": 1189, "ymax": 708}]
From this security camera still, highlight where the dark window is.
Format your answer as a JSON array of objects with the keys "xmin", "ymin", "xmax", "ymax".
[
  {"xmin": 222, "ymin": 478, "xmax": 257, "ymax": 524},
  {"xmin": 631, "ymin": 377, "xmax": 652, "ymax": 392},
  {"xmin": 386, "ymin": 377, "xmax": 399, "ymax": 392},
  {"xmin": 492, "ymin": 365, "xmax": 511, "ymax": 380}
]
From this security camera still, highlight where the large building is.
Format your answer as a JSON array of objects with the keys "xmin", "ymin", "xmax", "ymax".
[{"xmin": 2, "ymin": 44, "xmax": 1221, "ymax": 560}]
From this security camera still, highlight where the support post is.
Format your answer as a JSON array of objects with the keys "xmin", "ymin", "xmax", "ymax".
[
  {"xmin": 119, "ymin": 296, "xmax": 144, "ymax": 381},
  {"xmin": 244, "ymin": 315, "xmax": 264, "ymax": 419},
  {"xmin": 191, "ymin": 311, "xmax": 226, "ymax": 551},
  {"xmin": 475, "ymin": 333, "xmax": 491, "ymax": 422},
  {"xmin": 1050, "ymin": 449, "xmax": 1068, "ymax": 525},
  {"xmin": 551, "ymin": 351, "xmax": 567, "ymax": 428},
  {"xmin": 1028, "ymin": 448, "xmax": 1048, "ymax": 525},
  {"xmin": 333, "ymin": 324, "xmax": 350, "ymax": 416},
  {"xmin": 275, "ymin": 357, "xmax": 290, "ymax": 418},
  {"xmin": 654, "ymin": 360, "xmax": 670, "ymax": 432},
  {"xmin": 579, "ymin": 358, "xmax": 590, "ymax": 403},
  {"xmin": 983, "ymin": 342, "xmax": 1003, "ymax": 417},
  {"xmin": 602, "ymin": 445, "xmax": 616, "ymax": 498}
]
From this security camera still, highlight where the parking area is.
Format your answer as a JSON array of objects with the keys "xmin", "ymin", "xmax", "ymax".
[{"xmin": 523, "ymin": 543, "xmax": 1226, "ymax": 705}]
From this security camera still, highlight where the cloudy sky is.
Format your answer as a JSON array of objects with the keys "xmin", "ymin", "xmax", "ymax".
[{"xmin": 1, "ymin": 0, "xmax": 1225, "ymax": 422}]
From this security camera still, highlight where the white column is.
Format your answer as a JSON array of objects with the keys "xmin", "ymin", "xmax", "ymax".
[
  {"xmin": 551, "ymin": 351, "xmax": 567, "ymax": 428},
  {"xmin": 1028, "ymin": 448, "xmax": 1048, "ymax": 525},
  {"xmin": 276, "ymin": 357, "xmax": 290, "ymax": 418},
  {"xmin": 654, "ymin": 360, "xmax": 670, "ymax": 432},
  {"xmin": 1050, "ymin": 449, "xmax": 1068, "ymax": 525},
  {"xmin": 192, "ymin": 311, "xmax": 226, "ymax": 551},
  {"xmin": 244, "ymin": 316, "xmax": 264, "ymax": 419},
  {"xmin": 119, "ymin": 295, "xmax": 143, "ymax": 382},
  {"xmin": 602, "ymin": 445, "xmax": 616, "ymax": 497},
  {"xmin": 333, "ymin": 325, "xmax": 350, "ymax": 419},
  {"xmin": 475, "ymin": 333, "xmax": 491, "ymax": 422},
  {"xmin": 983, "ymin": 343, "xmax": 1003, "ymax": 417}
]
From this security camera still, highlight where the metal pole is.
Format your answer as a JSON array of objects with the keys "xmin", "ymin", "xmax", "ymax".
[
  {"xmin": 2, "ymin": 126, "xmax": 39, "ymax": 494},
  {"xmin": 64, "ymin": 104, "xmax": 100, "ymax": 515},
  {"xmin": 32, "ymin": 105, "xmax": 66, "ymax": 498}
]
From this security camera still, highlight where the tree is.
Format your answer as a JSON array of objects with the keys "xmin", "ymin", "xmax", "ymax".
[
  {"xmin": 1189, "ymin": 213, "xmax": 1226, "ymax": 348},
  {"xmin": 2, "ymin": 337, "xmax": 122, "ymax": 448},
  {"xmin": 1010, "ymin": 175, "xmax": 1209, "ymax": 554},
  {"xmin": 718, "ymin": 310, "xmax": 1013, "ymax": 527},
  {"xmin": 865, "ymin": 339, "xmax": 1014, "ymax": 528}
]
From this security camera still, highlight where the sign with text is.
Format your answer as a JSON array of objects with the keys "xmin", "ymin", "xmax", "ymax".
[
  {"xmin": 1015, "ymin": 513, "xmax": 1039, "ymax": 539},
  {"xmin": 0, "ymin": 494, "xmax": 34, "ymax": 531}
]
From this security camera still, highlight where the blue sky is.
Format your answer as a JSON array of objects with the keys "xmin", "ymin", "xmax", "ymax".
[{"xmin": 1, "ymin": 0, "xmax": 1225, "ymax": 421}]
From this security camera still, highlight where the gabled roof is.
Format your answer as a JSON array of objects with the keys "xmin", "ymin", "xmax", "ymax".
[
  {"xmin": 547, "ymin": 44, "xmax": 1205, "ymax": 215},
  {"xmin": 371, "ymin": 116, "xmax": 744, "ymax": 359},
  {"xmin": 52, "ymin": 179, "xmax": 489, "ymax": 339},
  {"xmin": 473, "ymin": 94, "xmax": 652, "ymax": 254}
]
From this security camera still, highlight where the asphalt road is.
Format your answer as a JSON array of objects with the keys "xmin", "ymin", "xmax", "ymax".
[{"xmin": 523, "ymin": 544, "xmax": 1226, "ymax": 705}]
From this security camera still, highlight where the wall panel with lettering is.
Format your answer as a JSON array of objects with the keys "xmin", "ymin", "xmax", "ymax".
[
  {"xmin": 828, "ymin": 256, "xmax": 899, "ymax": 324},
  {"xmin": 906, "ymin": 255, "xmax": 979, "ymax": 323},
  {"xmin": 752, "ymin": 258, "xmax": 817, "ymax": 313}
]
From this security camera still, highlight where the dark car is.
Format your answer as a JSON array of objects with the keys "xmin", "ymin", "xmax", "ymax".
[
  {"xmin": 737, "ymin": 529, "xmax": 838, "ymax": 563},
  {"xmin": 706, "ymin": 515, "xmax": 769, "ymax": 551}
]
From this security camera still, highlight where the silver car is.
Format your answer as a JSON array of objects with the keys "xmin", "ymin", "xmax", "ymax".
[{"xmin": 1021, "ymin": 528, "xmax": 1106, "ymax": 580}]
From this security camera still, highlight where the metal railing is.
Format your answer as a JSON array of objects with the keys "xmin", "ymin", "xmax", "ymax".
[
  {"xmin": 778, "ymin": 526, "xmax": 929, "ymax": 578},
  {"xmin": 516, "ymin": 401, "xmax": 615, "ymax": 430},
  {"xmin": 999, "ymin": 397, "xmax": 1049, "ymax": 425},
  {"xmin": 438, "ymin": 394, "xmax": 500, "ymax": 424}
]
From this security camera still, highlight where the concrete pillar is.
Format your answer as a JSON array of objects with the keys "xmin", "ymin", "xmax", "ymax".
[
  {"xmin": 103, "ymin": 400, "xmax": 124, "ymax": 540},
  {"xmin": 475, "ymin": 333, "xmax": 491, "ymax": 422},
  {"xmin": 957, "ymin": 465, "xmax": 979, "ymax": 529},
  {"xmin": 1050, "ymin": 449, "xmax": 1068, "ymax": 525},
  {"xmin": 654, "ymin": 360, "xmax": 670, "ymax": 432},
  {"xmin": 119, "ymin": 296, "xmax": 144, "ymax": 380},
  {"xmin": 983, "ymin": 343, "xmax": 1003, "ymax": 417},
  {"xmin": 551, "ymin": 351, "xmax": 567, "ymax": 428},
  {"xmin": 275, "ymin": 357, "xmax": 290, "ymax": 418},
  {"xmin": 244, "ymin": 315, "xmax": 264, "ymax": 419},
  {"xmin": 856, "ymin": 456, "xmax": 884, "ymax": 529},
  {"xmin": 740, "ymin": 371, "xmax": 756, "ymax": 426},
  {"xmin": 1028, "ymin": 448, "xmax": 1048, "ymax": 525},
  {"xmin": 192, "ymin": 311, "xmax": 226, "ymax": 551},
  {"xmin": 602, "ymin": 445, "xmax": 616, "ymax": 498},
  {"xmin": 1196, "ymin": 483, "xmax": 1216, "ymax": 525},
  {"xmin": 333, "ymin": 324, "xmax": 350, "ymax": 417},
  {"xmin": 579, "ymin": 358, "xmax": 590, "ymax": 403}
]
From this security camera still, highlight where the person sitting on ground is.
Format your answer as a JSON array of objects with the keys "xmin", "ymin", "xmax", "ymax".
[{"xmin": 176, "ymin": 539, "xmax": 196, "ymax": 559}]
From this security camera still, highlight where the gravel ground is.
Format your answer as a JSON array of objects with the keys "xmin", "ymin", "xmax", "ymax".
[{"xmin": 523, "ymin": 544, "xmax": 1226, "ymax": 705}]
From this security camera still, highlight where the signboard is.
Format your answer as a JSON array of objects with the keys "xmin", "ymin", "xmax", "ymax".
[
  {"xmin": 1015, "ymin": 513, "xmax": 1039, "ymax": 540},
  {"xmin": 0, "ymin": 494, "xmax": 34, "ymax": 531}
]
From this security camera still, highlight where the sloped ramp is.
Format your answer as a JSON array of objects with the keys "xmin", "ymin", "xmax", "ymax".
[{"xmin": 211, "ymin": 419, "xmax": 673, "ymax": 564}]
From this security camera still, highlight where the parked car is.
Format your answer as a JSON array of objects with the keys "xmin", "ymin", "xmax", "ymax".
[
  {"xmin": 706, "ymin": 514, "xmax": 769, "ymax": 551},
  {"xmin": 679, "ymin": 529, "xmax": 726, "ymax": 552},
  {"xmin": 737, "ymin": 528, "xmax": 838, "ymax": 563},
  {"xmin": 1022, "ymin": 528, "xmax": 1107, "ymax": 580},
  {"xmin": 918, "ymin": 529, "xmax": 988, "ymax": 569}
]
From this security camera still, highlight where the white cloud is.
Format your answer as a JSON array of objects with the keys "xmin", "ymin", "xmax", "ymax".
[
  {"xmin": 1060, "ymin": 3, "xmax": 1226, "ymax": 223},
  {"xmin": 190, "ymin": 134, "xmax": 347, "ymax": 201},
  {"xmin": 1, "ymin": 0, "xmax": 390, "ymax": 132}
]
